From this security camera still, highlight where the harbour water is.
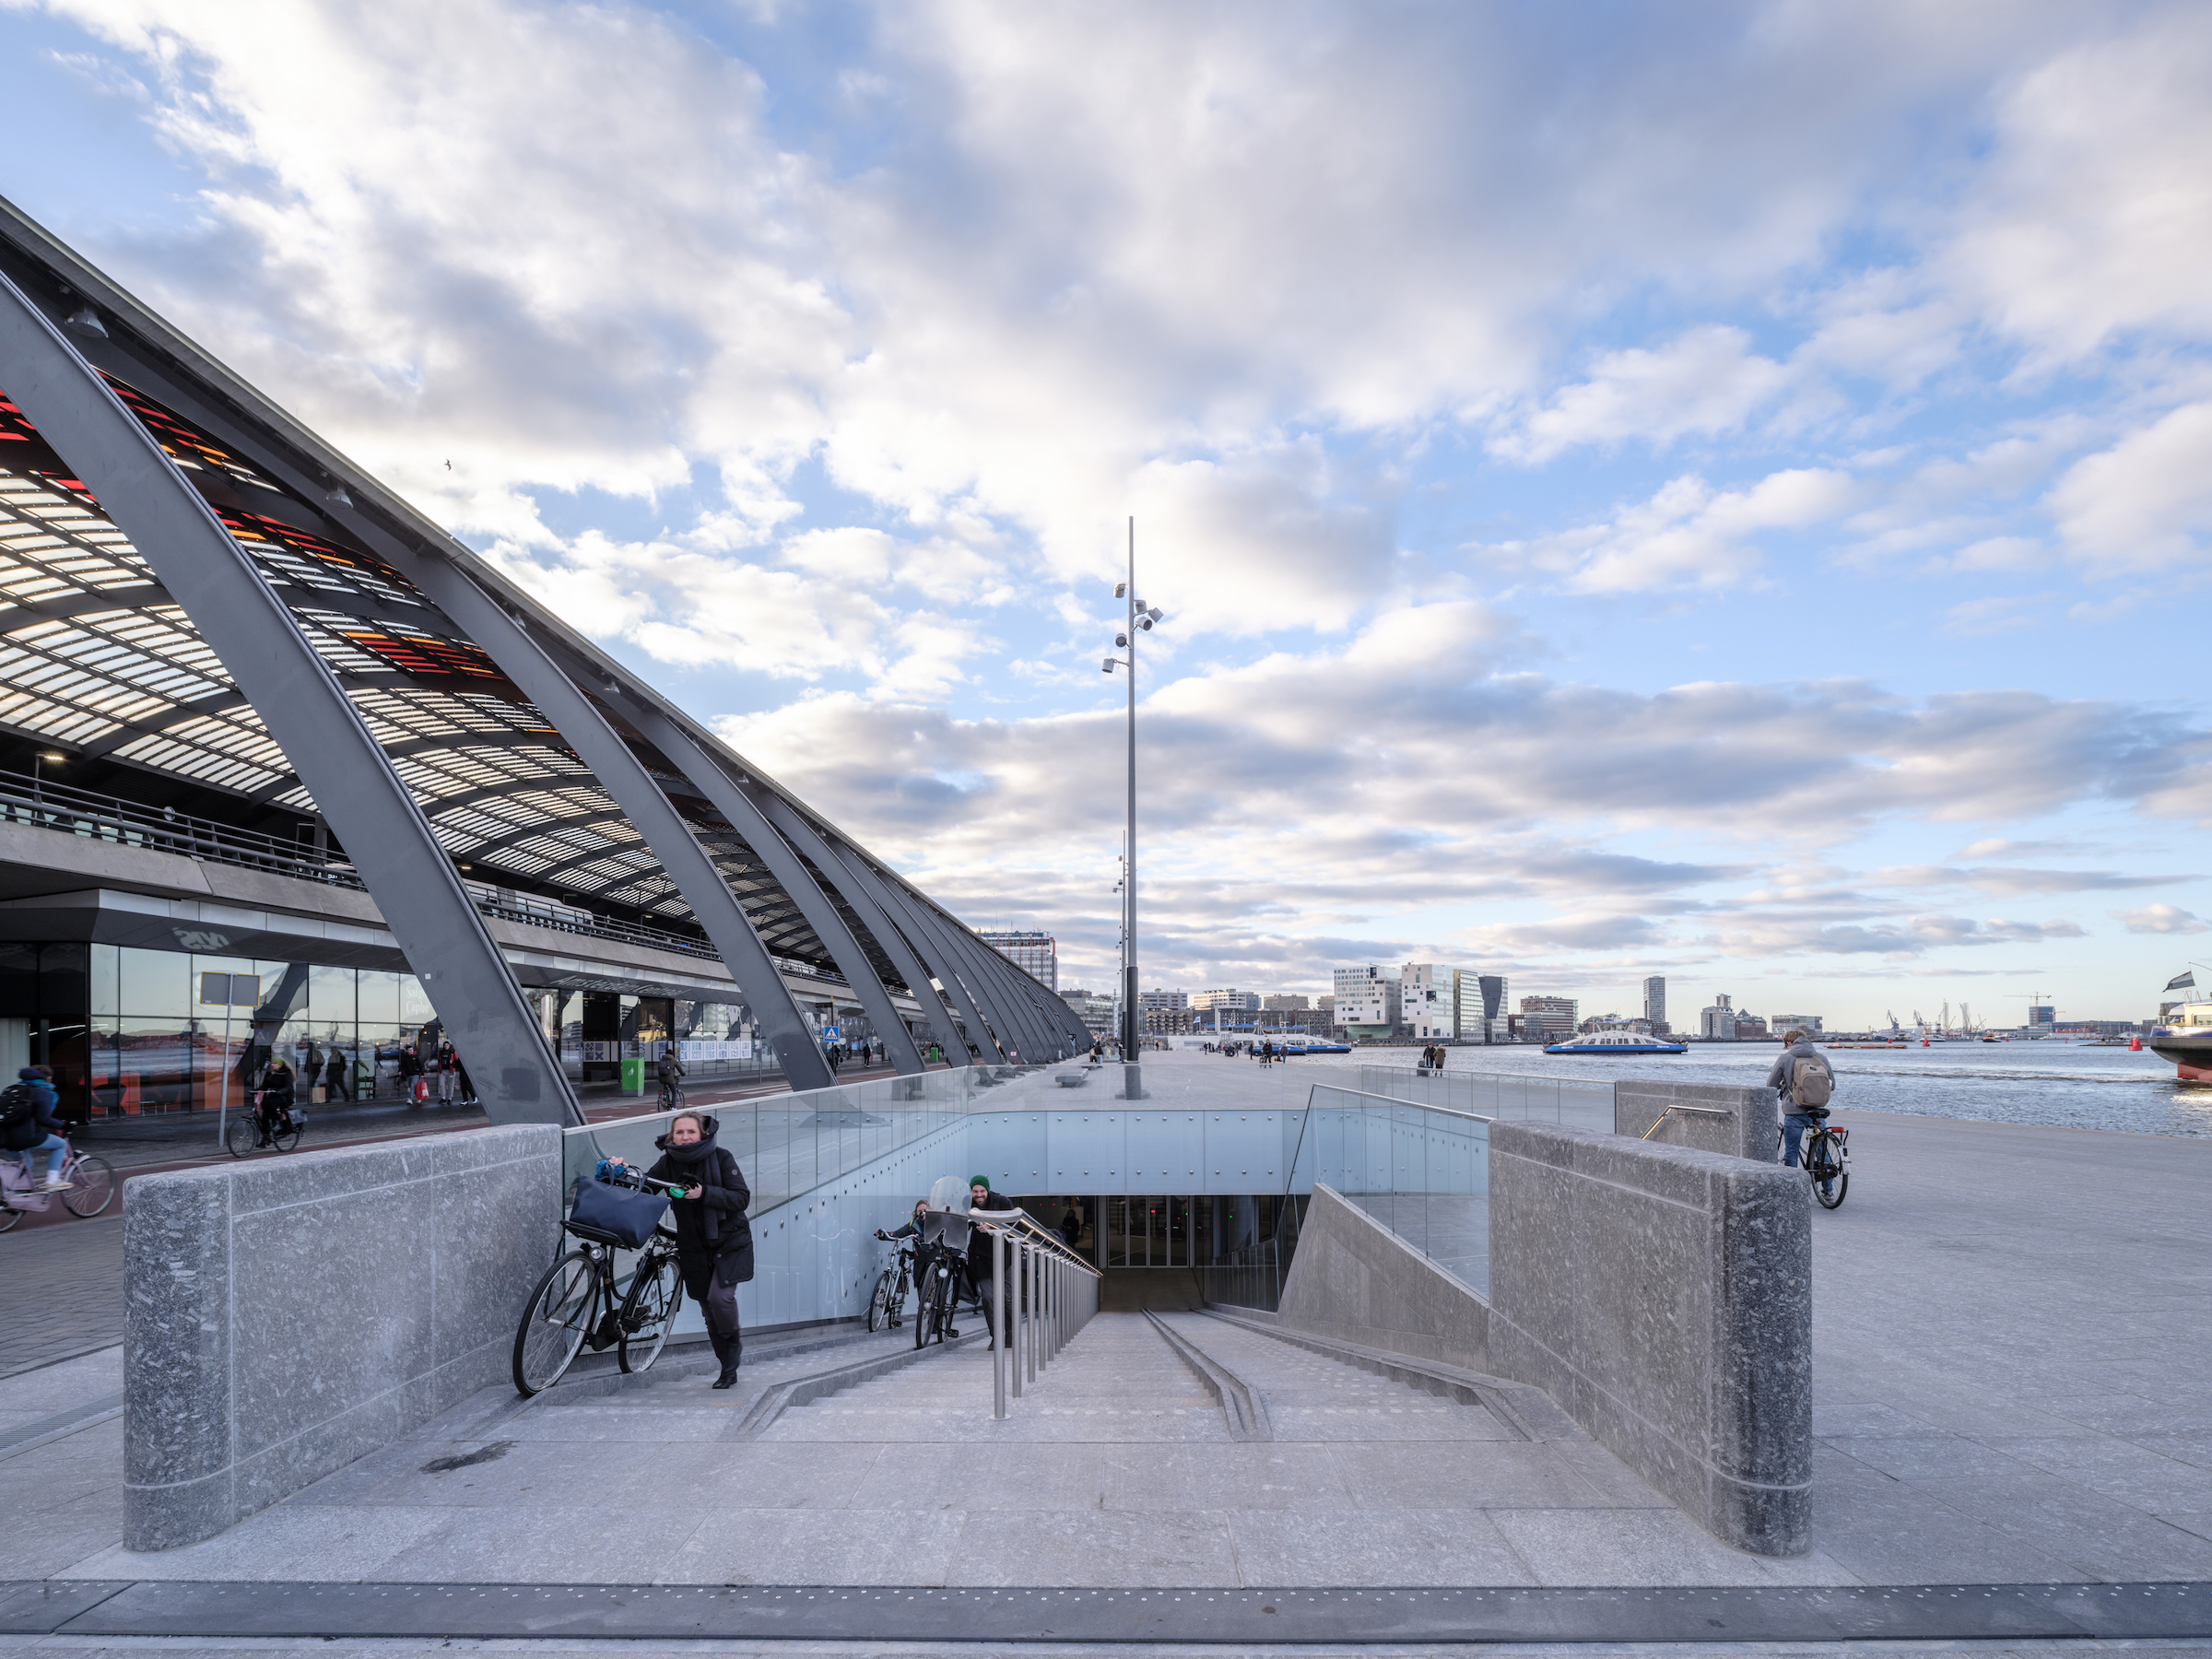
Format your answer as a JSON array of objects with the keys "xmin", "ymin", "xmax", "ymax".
[{"xmin": 1287, "ymin": 1039, "xmax": 2212, "ymax": 1138}]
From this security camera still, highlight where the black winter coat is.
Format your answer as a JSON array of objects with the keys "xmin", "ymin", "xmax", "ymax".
[
  {"xmin": 966, "ymin": 1191, "xmax": 1018, "ymax": 1280},
  {"xmin": 646, "ymin": 1124, "xmax": 753, "ymax": 1284}
]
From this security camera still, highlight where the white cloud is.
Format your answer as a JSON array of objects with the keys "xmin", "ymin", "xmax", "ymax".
[
  {"xmin": 2048, "ymin": 402, "xmax": 2212, "ymax": 574},
  {"xmin": 1494, "ymin": 326, "xmax": 1791, "ymax": 465},
  {"xmin": 2113, "ymin": 903, "xmax": 2209, "ymax": 935},
  {"xmin": 1505, "ymin": 467, "xmax": 1859, "ymax": 594}
]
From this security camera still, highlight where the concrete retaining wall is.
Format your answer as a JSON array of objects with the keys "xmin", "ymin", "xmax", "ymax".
[
  {"xmin": 124, "ymin": 1124, "xmax": 561, "ymax": 1550},
  {"xmin": 1274, "ymin": 1183, "xmax": 1489, "ymax": 1371},
  {"xmin": 1615, "ymin": 1078, "xmax": 1775, "ymax": 1163},
  {"xmin": 1487, "ymin": 1120, "xmax": 1809, "ymax": 1556}
]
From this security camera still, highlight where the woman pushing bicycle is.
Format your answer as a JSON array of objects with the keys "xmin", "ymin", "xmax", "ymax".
[{"xmin": 644, "ymin": 1111, "xmax": 752, "ymax": 1388}]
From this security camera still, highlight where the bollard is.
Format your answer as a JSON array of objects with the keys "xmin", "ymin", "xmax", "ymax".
[{"xmin": 992, "ymin": 1225, "xmax": 1007, "ymax": 1420}]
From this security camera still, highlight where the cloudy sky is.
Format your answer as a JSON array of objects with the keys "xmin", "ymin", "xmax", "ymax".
[{"xmin": 5, "ymin": 0, "xmax": 2208, "ymax": 1027}]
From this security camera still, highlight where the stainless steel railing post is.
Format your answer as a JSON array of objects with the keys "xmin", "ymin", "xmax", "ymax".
[
  {"xmin": 992, "ymin": 1224, "xmax": 1007, "ymax": 1420},
  {"xmin": 1008, "ymin": 1236, "xmax": 1024, "ymax": 1401},
  {"xmin": 1024, "ymin": 1241, "xmax": 1039, "ymax": 1386}
]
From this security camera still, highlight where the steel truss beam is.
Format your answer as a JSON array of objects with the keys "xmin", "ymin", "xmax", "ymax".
[
  {"xmin": 0, "ymin": 271, "xmax": 579, "ymax": 1126},
  {"xmin": 749, "ymin": 790, "xmax": 968, "ymax": 1066},
  {"xmin": 386, "ymin": 564, "xmax": 837, "ymax": 1095},
  {"xmin": 618, "ymin": 702, "xmax": 926, "ymax": 1077},
  {"xmin": 819, "ymin": 840, "xmax": 1007, "ymax": 1063}
]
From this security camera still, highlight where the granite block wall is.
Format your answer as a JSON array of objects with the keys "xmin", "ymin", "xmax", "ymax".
[
  {"xmin": 1274, "ymin": 1182, "xmax": 1489, "ymax": 1373},
  {"xmin": 1486, "ymin": 1119, "xmax": 1810, "ymax": 1557},
  {"xmin": 124, "ymin": 1124, "xmax": 561, "ymax": 1550},
  {"xmin": 1615, "ymin": 1079, "xmax": 1776, "ymax": 1163}
]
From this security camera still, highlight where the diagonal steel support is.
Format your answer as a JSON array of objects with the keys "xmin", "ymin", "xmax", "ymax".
[
  {"xmin": 616, "ymin": 705, "xmax": 926, "ymax": 1077},
  {"xmin": 0, "ymin": 271, "xmax": 578, "ymax": 1125},
  {"xmin": 748, "ymin": 792, "xmax": 969, "ymax": 1067},
  {"xmin": 955, "ymin": 922, "xmax": 1053, "ymax": 1061},
  {"xmin": 818, "ymin": 841, "xmax": 1008, "ymax": 1063},
  {"xmin": 406, "ymin": 571, "xmax": 837, "ymax": 1095}
]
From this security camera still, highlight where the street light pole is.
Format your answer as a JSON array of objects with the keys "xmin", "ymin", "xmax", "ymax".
[
  {"xmin": 1123, "ymin": 518, "xmax": 1141, "ymax": 1100},
  {"xmin": 1101, "ymin": 518, "xmax": 1163, "ymax": 1100}
]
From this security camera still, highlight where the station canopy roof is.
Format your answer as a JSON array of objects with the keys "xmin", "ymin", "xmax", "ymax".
[{"xmin": 0, "ymin": 306, "xmax": 909, "ymax": 994}]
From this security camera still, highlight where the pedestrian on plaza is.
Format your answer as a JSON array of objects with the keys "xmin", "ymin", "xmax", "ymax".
[
  {"xmin": 965, "ymin": 1175, "xmax": 1019, "ymax": 1349},
  {"xmin": 453, "ymin": 1050, "xmax": 475, "ymax": 1106},
  {"xmin": 645, "ymin": 1111, "xmax": 752, "ymax": 1388},
  {"xmin": 435, "ymin": 1038, "xmax": 457, "ymax": 1104},
  {"xmin": 655, "ymin": 1043, "xmax": 686, "ymax": 1099},
  {"xmin": 1060, "ymin": 1204, "xmax": 1083, "ymax": 1249},
  {"xmin": 304, "ymin": 1039, "xmax": 324, "ymax": 1097},
  {"xmin": 397, "ymin": 1041, "xmax": 422, "ymax": 1106},
  {"xmin": 1, "ymin": 1065, "xmax": 70, "ymax": 1191},
  {"xmin": 1764, "ymin": 1029, "xmax": 1836, "ymax": 1170},
  {"xmin": 324, "ymin": 1046, "xmax": 350, "ymax": 1102}
]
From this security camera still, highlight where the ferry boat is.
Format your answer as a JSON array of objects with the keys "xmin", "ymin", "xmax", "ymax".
[
  {"xmin": 1543, "ymin": 1030, "xmax": 1688, "ymax": 1056},
  {"xmin": 2149, "ymin": 969, "xmax": 2212, "ymax": 1083}
]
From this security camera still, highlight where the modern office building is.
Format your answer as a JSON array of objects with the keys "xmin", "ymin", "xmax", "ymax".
[
  {"xmin": 0, "ymin": 199, "xmax": 1088, "ymax": 1125},
  {"xmin": 1518, "ymin": 995, "xmax": 1578, "ymax": 1042},
  {"xmin": 1262, "ymin": 993, "xmax": 1309, "ymax": 1012},
  {"xmin": 1466, "ymin": 973, "xmax": 1509, "ymax": 1043},
  {"xmin": 976, "ymin": 929, "xmax": 1056, "ymax": 992},
  {"xmin": 1643, "ymin": 975, "xmax": 1667, "ymax": 1032},
  {"xmin": 1700, "ymin": 995, "xmax": 1738, "ymax": 1040},
  {"xmin": 1192, "ymin": 988, "xmax": 1260, "ymax": 1014},
  {"xmin": 1062, "ymin": 987, "xmax": 1118, "ymax": 1036},
  {"xmin": 1770, "ymin": 1013, "xmax": 1823, "ymax": 1035},
  {"xmin": 1334, "ymin": 965, "xmax": 1400, "ymax": 1040},
  {"xmin": 1139, "ymin": 988, "xmax": 1188, "ymax": 1012},
  {"xmin": 1400, "ymin": 963, "xmax": 1460, "ymax": 1041}
]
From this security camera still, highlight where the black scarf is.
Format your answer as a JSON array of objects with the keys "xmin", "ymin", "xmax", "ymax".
[{"xmin": 655, "ymin": 1119, "xmax": 724, "ymax": 1244}]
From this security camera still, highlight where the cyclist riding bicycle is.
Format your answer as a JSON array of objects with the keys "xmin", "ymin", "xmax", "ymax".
[
  {"xmin": 1764, "ymin": 1028, "xmax": 1834, "ymax": 1170},
  {"xmin": 655, "ymin": 1045, "xmax": 686, "ymax": 1108},
  {"xmin": 0, "ymin": 1065, "xmax": 70, "ymax": 1192},
  {"xmin": 257, "ymin": 1056, "xmax": 300, "ymax": 1141}
]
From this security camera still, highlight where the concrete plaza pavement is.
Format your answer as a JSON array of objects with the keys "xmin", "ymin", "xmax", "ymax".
[{"xmin": 3, "ymin": 1052, "xmax": 2210, "ymax": 1607}]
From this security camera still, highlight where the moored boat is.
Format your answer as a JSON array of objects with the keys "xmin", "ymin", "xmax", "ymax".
[
  {"xmin": 2150, "ymin": 968, "xmax": 2212, "ymax": 1083},
  {"xmin": 1543, "ymin": 1030, "xmax": 1687, "ymax": 1056}
]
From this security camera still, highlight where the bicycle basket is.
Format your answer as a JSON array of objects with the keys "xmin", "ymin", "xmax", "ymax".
[{"xmin": 567, "ymin": 1175, "xmax": 668, "ymax": 1249}]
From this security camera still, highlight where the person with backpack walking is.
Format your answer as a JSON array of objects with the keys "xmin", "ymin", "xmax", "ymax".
[
  {"xmin": 1765, "ymin": 1029, "xmax": 1835, "ymax": 1170},
  {"xmin": 1, "ymin": 1065, "xmax": 70, "ymax": 1190}
]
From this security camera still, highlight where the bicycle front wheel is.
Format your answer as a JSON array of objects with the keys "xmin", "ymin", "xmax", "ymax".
[
  {"xmin": 867, "ymin": 1269, "xmax": 893, "ymax": 1332},
  {"xmin": 223, "ymin": 1116, "xmax": 256, "ymax": 1159},
  {"xmin": 618, "ymin": 1253, "xmax": 681, "ymax": 1375},
  {"xmin": 63, "ymin": 1156, "xmax": 114, "ymax": 1218},
  {"xmin": 0, "ymin": 1198, "xmax": 19, "ymax": 1232},
  {"xmin": 513, "ymin": 1250, "xmax": 597, "ymax": 1395},
  {"xmin": 913, "ymin": 1264, "xmax": 938, "ymax": 1349}
]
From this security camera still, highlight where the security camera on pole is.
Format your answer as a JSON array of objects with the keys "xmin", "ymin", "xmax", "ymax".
[{"xmin": 1101, "ymin": 517, "xmax": 1163, "ymax": 1101}]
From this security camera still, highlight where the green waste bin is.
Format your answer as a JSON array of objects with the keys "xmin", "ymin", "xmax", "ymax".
[{"xmin": 620, "ymin": 1055, "xmax": 645, "ymax": 1095}]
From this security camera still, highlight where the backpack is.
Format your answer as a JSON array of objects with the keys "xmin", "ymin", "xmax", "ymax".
[
  {"xmin": 0, "ymin": 1082, "xmax": 35, "ymax": 1130},
  {"xmin": 1791, "ymin": 1058, "xmax": 1833, "ymax": 1112}
]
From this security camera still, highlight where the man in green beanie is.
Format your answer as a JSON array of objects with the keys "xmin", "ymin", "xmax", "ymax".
[{"xmin": 966, "ymin": 1174, "xmax": 1018, "ymax": 1348}]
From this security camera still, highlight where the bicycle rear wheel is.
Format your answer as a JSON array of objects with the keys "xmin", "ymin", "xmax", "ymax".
[
  {"xmin": 0, "ymin": 1198, "xmax": 19, "ymax": 1232},
  {"xmin": 223, "ymin": 1115, "xmax": 256, "ymax": 1159},
  {"xmin": 618, "ymin": 1252, "xmax": 681, "ymax": 1374},
  {"xmin": 1811, "ymin": 1135, "xmax": 1848, "ymax": 1208},
  {"xmin": 867, "ymin": 1269, "xmax": 893, "ymax": 1332},
  {"xmin": 271, "ymin": 1118, "xmax": 302, "ymax": 1153},
  {"xmin": 63, "ymin": 1156, "xmax": 114, "ymax": 1218},
  {"xmin": 513, "ymin": 1249, "xmax": 597, "ymax": 1395}
]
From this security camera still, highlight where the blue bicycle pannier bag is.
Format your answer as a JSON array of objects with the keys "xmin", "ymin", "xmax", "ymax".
[{"xmin": 568, "ymin": 1176, "xmax": 667, "ymax": 1249}]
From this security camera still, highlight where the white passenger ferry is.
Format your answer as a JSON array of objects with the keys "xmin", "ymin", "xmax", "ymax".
[{"xmin": 1543, "ymin": 1030, "xmax": 1688, "ymax": 1056}]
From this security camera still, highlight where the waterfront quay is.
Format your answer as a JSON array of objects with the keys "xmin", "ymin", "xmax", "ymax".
[{"xmin": 3, "ymin": 1050, "xmax": 2208, "ymax": 1652}]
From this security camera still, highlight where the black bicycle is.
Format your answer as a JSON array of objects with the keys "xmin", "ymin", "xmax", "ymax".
[
  {"xmin": 867, "ymin": 1241, "xmax": 916, "ymax": 1332},
  {"xmin": 512, "ymin": 1186, "xmax": 684, "ymax": 1394},
  {"xmin": 226, "ymin": 1093, "xmax": 302, "ymax": 1158},
  {"xmin": 1782, "ymin": 1109, "xmax": 1850, "ymax": 1209},
  {"xmin": 912, "ymin": 1243, "xmax": 975, "ymax": 1349},
  {"xmin": 656, "ymin": 1076, "xmax": 683, "ymax": 1112}
]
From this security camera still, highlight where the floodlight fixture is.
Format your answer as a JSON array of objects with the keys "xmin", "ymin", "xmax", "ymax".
[
  {"xmin": 63, "ymin": 305, "xmax": 106, "ymax": 339},
  {"xmin": 1115, "ymin": 633, "xmax": 1128, "ymax": 647},
  {"xmin": 1113, "ymin": 582, "xmax": 1126, "ymax": 597}
]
